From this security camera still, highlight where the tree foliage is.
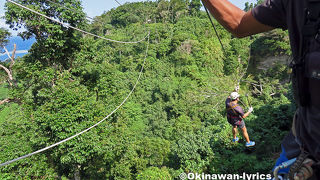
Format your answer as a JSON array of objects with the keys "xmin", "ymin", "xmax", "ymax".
[
  {"xmin": 0, "ymin": 0, "xmax": 295, "ymax": 179},
  {"xmin": 5, "ymin": 0, "xmax": 86, "ymax": 68},
  {"xmin": 0, "ymin": 28, "xmax": 11, "ymax": 50}
]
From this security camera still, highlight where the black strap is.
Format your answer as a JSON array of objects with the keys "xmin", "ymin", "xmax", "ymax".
[
  {"xmin": 302, "ymin": 0, "xmax": 320, "ymax": 37},
  {"xmin": 293, "ymin": 0, "xmax": 320, "ymax": 107}
]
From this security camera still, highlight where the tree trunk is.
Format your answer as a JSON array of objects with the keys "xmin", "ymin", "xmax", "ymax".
[
  {"xmin": 0, "ymin": 98, "xmax": 10, "ymax": 105},
  {"xmin": 0, "ymin": 64, "xmax": 13, "ymax": 86},
  {"xmin": 1, "ymin": 45, "xmax": 17, "ymax": 87}
]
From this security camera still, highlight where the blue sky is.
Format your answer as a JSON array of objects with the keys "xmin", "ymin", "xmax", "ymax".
[
  {"xmin": 81, "ymin": 0, "xmax": 257, "ymax": 18},
  {"xmin": 1, "ymin": 0, "xmax": 258, "ymax": 35}
]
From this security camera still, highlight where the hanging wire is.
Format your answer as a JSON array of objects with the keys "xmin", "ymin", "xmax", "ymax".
[
  {"xmin": 239, "ymin": 44, "xmax": 252, "ymax": 82},
  {"xmin": 7, "ymin": 0, "xmax": 147, "ymax": 44},
  {"xmin": 0, "ymin": 31, "xmax": 151, "ymax": 167},
  {"xmin": 201, "ymin": 0, "xmax": 226, "ymax": 54},
  {"xmin": 114, "ymin": 0, "xmax": 122, "ymax": 6},
  {"xmin": 1, "ymin": 0, "xmax": 151, "ymax": 167},
  {"xmin": 200, "ymin": 0, "xmax": 252, "ymax": 81},
  {"xmin": 200, "ymin": 1, "xmax": 254, "ymax": 109}
]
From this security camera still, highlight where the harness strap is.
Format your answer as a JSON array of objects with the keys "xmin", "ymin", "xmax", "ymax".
[
  {"xmin": 227, "ymin": 103, "xmax": 238, "ymax": 110},
  {"xmin": 289, "ymin": 150, "xmax": 310, "ymax": 180},
  {"xmin": 292, "ymin": 0, "xmax": 320, "ymax": 106},
  {"xmin": 227, "ymin": 103, "xmax": 242, "ymax": 120},
  {"xmin": 288, "ymin": 147, "xmax": 320, "ymax": 180},
  {"xmin": 302, "ymin": 1, "xmax": 320, "ymax": 37}
]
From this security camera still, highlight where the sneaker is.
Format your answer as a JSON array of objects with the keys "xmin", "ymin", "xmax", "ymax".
[
  {"xmin": 245, "ymin": 141, "xmax": 255, "ymax": 147},
  {"xmin": 232, "ymin": 137, "xmax": 239, "ymax": 142}
]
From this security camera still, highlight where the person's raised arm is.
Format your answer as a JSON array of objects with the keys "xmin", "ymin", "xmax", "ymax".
[
  {"xmin": 242, "ymin": 111, "xmax": 251, "ymax": 118},
  {"xmin": 202, "ymin": 0, "xmax": 274, "ymax": 38},
  {"xmin": 242, "ymin": 106, "xmax": 253, "ymax": 118}
]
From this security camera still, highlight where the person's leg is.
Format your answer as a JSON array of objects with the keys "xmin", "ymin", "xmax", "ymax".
[
  {"xmin": 241, "ymin": 126, "xmax": 250, "ymax": 143},
  {"xmin": 232, "ymin": 126, "xmax": 238, "ymax": 139},
  {"xmin": 239, "ymin": 121, "xmax": 255, "ymax": 146}
]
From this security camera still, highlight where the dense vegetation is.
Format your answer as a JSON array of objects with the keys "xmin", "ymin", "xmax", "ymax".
[
  {"xmin": 0, "ymin": 28, "xmax": 10, "ymax": 49},
  {"xmin": 0, "ymin": 0, "xmax": 295, "ymax": 179}
]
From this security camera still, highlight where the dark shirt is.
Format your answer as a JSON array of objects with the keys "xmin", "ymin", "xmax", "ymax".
[
  {"xmin": 282, "ymin": 131, "xmax": 301, "ymax": 159},
  {"xmin": 252, "ymin": 0, "xmax": 320, "ymax": 160},
  {"xmin": 225, "ymin": 97, "xmax": 244, "ymax": 122}
]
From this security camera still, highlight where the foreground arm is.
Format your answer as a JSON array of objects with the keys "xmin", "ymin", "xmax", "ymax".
[
  {"xmin": 202, "ymin": 0, "xmax": 274, "ymax": 37},
  {"xmin": 242, "ymin": 106, "xmax": 253, "ymax": 118},
  {"xmin": 242, "ymin": 111, "xmax": 251, "ymax": 118}
]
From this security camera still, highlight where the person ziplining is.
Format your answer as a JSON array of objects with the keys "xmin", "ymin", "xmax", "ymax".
[
  {"xmin": 202, "ymin": 0, "xmax": 320, "ymax": 178},
  {"xmin": 225, "ymin": 91, "xmax": 255, "ymax": 147}
]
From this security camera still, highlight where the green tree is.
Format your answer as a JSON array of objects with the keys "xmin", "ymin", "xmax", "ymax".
[
  {"xmin": 30, "ymin": 72, "xmax": 105, "ymax": 178},
  {"xmin": 0, "ymin": 28, "xmax": 11, "ymax": 85},
  {"xmin": 244, "ymin": 2, "xmax": 254, "ymax": 12},
  {"xmin": 0, "ymin": 1, "xmax": 296, "ymax": 178},
  {"xmin": 0, "ymin": 28, "xmax": 10, "ymax": 50},
  {"xmin": 5, "ymin": 0, "xmax": 86, "ymax": 68},
  {"xmin": 189, "ymin": 0, "xmax": 201, "ymax": 15},
  {"xmin": 137, "ymin": 167, "xmax": 172, "ymax": 180},
  {"xmin": 107, "ymin": 2, "xmax": 157, "ymax": 27}
]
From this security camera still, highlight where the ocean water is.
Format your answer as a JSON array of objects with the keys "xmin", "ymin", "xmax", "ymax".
[{"xmin": 0, "ymin": 36, "xmax": 36, "ymax": 61}]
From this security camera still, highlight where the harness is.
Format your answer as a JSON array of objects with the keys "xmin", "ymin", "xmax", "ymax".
[
  {"xmin": 291, "ymin": 0, "xmax": 320, "ymax": 107},
  {"xmin": 285, "ymin": 0, "xmax": 320, "ymax": 179},
  {"xmin": 227, "ymin": 102, "xmax": 242, "ymax": 121}
]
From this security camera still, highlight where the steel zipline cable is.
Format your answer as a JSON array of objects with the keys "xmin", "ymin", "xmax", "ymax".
[
  {"xmin": 1, "ymin": 0, "xmax": 151, "ymax": 167},
  {"xmin": 201, "ymin": 0, "xmax": 226, "ymax": 54},
  {"xmin": 6, "ymin": 0, "xmax": 147, "ymax": 44},
  {"xmin": 0, "ymin": 31, "xmax": 150, "ymax": 167},
  {"xmin": 114, "ymin": 0, "xmax": 122, "ymax": 6},
  {"xmin": 200, "ymin": 1, "xmax": 254, "ymax": 108}
]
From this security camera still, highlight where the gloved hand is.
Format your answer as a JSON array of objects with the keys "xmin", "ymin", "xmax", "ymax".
[
  {"xmin": 234, "ymin": 85, "xmax": 240, "ymax": 92},
  {"xmin": 248, "ymin": 107, "xmax": 253, "ymax": 113}
]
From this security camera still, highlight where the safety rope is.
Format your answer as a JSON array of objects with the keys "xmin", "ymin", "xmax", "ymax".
[
  {"xmin": 200, "ymin": 0, "xmax": 253, "ymax": 104},
  {"xmin": 238, "ymin": 43, "xmax": 252, "ymax": 84},
  {"xmin": 0, "ymin": 29, "xmax": 150, "ymax": 167},
  {"xmin": 201, "ymin": 0, "xmax": 226, "ymax": 54},
  {"xmin": 7, "ymin": 0, "xmax": 148, "ymax": 44},
  {"xmin": 114, "ymin": 0, "xmax": 122, "ymax": 6},
  {"xmin": 273, "ymin": 158, "xmax": 297, "ymax": 180},
  {"xmin": 200, "ymin": 0, "xmax": 235, "ymax": 107},
  {"xmin": 233, "ymin": 43, "xmax": 252, "ymax": 100}
]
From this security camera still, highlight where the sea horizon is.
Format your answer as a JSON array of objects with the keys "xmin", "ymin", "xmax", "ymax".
[{"xmin": 1, "ymin": 36, "xmax": 35, "ymax": 61}]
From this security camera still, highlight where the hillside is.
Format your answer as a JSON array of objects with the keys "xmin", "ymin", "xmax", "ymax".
[{"xmin": 0, "ymin": 0, "xmax": 295, "ymax": 179}]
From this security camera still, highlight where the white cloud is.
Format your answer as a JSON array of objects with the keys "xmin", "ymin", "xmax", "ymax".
[
  {"xmin": 1, "ymin": 12, "xmax": 24, "ymax": 36},
  {"xmin": 15, "ymin": 50, "xmax": 28, "ymax": 54},
  {"xmin": 0, "ymin": 18, "xmax": 9, "ymax": 29},
  {"xmin": 0, "ymin": 16, "xmax": 18, "ymax": 36}
]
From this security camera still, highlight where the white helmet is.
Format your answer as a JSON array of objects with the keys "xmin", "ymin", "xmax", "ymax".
[{"xmin": 230, "ymin": 92, "xmax": 240, "ymax": 100}]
